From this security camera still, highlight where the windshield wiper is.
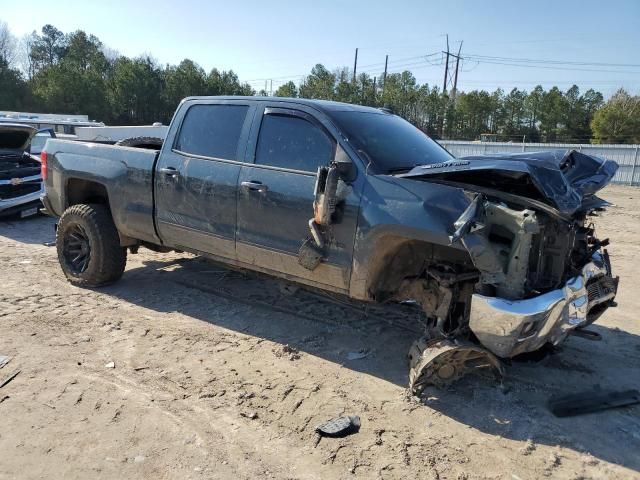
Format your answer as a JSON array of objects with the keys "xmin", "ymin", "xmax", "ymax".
[{"xmin": 387, "ymin": 167, "xmax": 413, "ymax": 175}]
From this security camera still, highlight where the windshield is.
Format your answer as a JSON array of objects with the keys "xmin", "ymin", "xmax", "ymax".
[{"xmin": 330, "ymin": 111, "xmax": 453, "ymax": 174}]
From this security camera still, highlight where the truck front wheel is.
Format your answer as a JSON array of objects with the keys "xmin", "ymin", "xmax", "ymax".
[{"xmin": 56, "ymin": 204, "xmax": 127, "ymax": 287}]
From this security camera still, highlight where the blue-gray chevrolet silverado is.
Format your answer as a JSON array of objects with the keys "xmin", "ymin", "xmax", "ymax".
[{"xmin": 41, "ymin": 96, "xmax": 620, "ymax": 390}]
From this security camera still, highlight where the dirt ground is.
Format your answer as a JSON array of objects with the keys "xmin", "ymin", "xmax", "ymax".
[{"xmin": 0, "ymin": 185, "xmax": 639, "ymax": 480}]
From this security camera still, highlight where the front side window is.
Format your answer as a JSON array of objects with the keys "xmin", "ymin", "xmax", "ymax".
[
  {"xmin": 255, "ymin": 113, "xmax": 334, "ymax": 172},
  {"xmin": 176, "ymin": 104, "xmax": 249, "ymax": 160}
]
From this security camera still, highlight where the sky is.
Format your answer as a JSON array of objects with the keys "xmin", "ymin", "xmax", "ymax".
[{"xmin": 2, "ymin": 0, "xmax": 639, "ymax": 96}]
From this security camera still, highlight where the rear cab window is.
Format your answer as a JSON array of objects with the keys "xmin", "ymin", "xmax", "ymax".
[
  {"xmin": 175, "ymin": 104, "xmax": 250, "ymax": 160},
  {"xmin": 254, "ymin": 112, "xmax": 334, "ymax": 172}
]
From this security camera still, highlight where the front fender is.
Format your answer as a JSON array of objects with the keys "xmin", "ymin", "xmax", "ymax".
[{"xmin": 349, "ymin": 175, "xmax": 474, "ymax": 300}]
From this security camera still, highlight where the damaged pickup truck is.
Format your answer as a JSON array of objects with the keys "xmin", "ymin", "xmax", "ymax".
[{"xmin": 40, "ymin": 97, "xmax": 620, "ymax": 390}]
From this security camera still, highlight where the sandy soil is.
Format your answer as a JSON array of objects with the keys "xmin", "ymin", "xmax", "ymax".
[{"xmin": 0, "ymin": 185, "xmax": 639, "ymax": 480}]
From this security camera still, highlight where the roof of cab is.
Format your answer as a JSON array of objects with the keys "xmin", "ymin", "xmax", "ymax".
[{"xmin": 181, "ymin": 96, "xmax": 386, "ymax": 115}]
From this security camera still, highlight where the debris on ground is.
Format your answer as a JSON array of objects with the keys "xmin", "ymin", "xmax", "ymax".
[
  {"xmin": 315, "ymin": 415, "xmax": 361, "ymax": 438},
  {"xmin": 104, "ymin": 361, "xmax": 115, "ymax": 369},
  {"xmin": 273, "ymin": 344, "xmax": 301, "ymax": 361},
  {"xmin": 0, "ymin": 370, "xmax": 21, "ymax": 389},
  {"xmin": 549, "ymin": 389, "xmax": 640, "ymax": 417},
  {"xmin": 240, "ymin": 411, "xmax": 258, "ymax": 420},
  {"xmin": 0, "ymin": 355, "xmax": 10, "ymax": 369},
  {"xmin": 408, "ymin": 338, "xmax": 504, "ymax": 392}
]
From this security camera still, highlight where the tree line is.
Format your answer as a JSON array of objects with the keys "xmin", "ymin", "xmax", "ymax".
[{"xmin": 1, "ymin": 22, "xmax": 638, "ymax": 144}]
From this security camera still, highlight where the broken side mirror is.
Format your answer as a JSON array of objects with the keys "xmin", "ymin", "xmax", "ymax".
[
  {"xmin": 313, "ymin": 163, "xmax": 339, "ymax": 227},
  {"xmin": 304, "ymin": 161, "xmax": 340, "ymax": 254},
  {"xmin": 334, "ymin": 144, "xmax": 356, "ymax": 183},
  {"xmin": 300, "ymin": 145, "xmax": 354, "ymax": 271}
]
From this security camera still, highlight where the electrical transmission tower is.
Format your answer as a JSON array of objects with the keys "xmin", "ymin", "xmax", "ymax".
[{"xmin": 442, "ymin": 35, "xmax": 463, "ymax": 98}]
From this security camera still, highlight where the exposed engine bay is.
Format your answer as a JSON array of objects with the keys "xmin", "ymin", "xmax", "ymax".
[{"xmin": 402, "ymin": 192, "xmax": 617, "ymax": 391}]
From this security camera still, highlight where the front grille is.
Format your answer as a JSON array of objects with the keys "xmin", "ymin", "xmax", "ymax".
[
  {"xmin": 586, "ymin": 275, "xmax": 617, "ymax": 309},
  {"xmin": 0, "ymin": 183, "xmax": 40, "ymax": 200}
]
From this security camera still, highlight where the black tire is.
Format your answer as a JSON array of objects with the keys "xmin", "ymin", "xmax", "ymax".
[
  {"xmin": 56, "ymin": 204, "xmax": 127, "ymax": 287},
  {"xmin": 115, "ymin": 136, "xmax": 163, "ymax": 150}
]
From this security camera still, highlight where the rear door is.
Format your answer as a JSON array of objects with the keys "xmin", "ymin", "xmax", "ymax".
[
  {"xmin": 236, "ymin": 104, "xmax": 360, "ymax": 292},
  {"xmin": 155, "ymin": 100, "xmax": 254, "ymax": 258}
]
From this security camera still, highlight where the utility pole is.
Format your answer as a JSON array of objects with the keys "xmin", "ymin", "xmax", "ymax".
[
  {"xmin": 382, "ymin": 54, "xmax": 388, "ymax": 93},
  {"xmin": 353, "ymin": 48, "xmax": 358, "ymax": 82},
  {"xmin": 452, "ymin": 40, "xmax": 463, "ymax": 99},
  {"xmin": 269, "ymin": 79, "xmax": 273, "ymax": 96},
  {"xmin": 442, "ymin": 34, "xmax": 450, "ymax": 93}
]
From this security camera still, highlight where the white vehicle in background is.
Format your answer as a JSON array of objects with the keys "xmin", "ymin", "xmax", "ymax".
[
  {"xmin": 0, "ymin": 112, "xmax": 167, "ymax": 151},
  {"xmin": 0, "ymin": 112, "xmax": 104, "ymax": 136}
]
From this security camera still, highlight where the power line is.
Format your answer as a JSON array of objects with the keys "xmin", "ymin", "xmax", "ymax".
[
  {"xmin": 464, "ymin": 54, "xmax": 640, "ymax": 68},
  {"xmin": 464, "ymin": 58, "xmax": 640, "ymax": 74},
  {"xmin": 242, "ymin": 44, "xmax": 639, "ymax": 95}
]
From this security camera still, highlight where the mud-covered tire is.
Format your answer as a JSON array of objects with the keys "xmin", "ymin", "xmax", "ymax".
[
  {"xmin": 56, "ymin": 204, "xmax": 127, "ymax": 287},
  {"xmin": 115, "ymin": 136, "xmax": 163, "ymax": 150}
]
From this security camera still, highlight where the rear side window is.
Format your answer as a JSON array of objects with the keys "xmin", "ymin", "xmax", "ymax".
[
  {"xmin": 176, "ymin": 104, "xmax": 249, "ymax": 160},
  {"xmin": 255, "ymin": 114, "xmax": 334, "ymax": 172}
]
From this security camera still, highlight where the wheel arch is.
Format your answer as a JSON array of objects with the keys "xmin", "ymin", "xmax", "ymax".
[
  {"xmin": 65, "ymin": 178, "xmax": 110, "ymax": 208},
  {"xmin": 63, "ymin": 179, "xmax": 136, "ymax": 247},
  {"xmin": 349, "ymin": 229, "xmax": 474, "ymax": 302}
]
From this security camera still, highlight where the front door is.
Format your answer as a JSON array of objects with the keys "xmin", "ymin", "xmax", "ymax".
[
  {"xmin": 236, "ymin": 105, "xmax": 360, "ymax": 292},
  {"xmin": 155, "ymin": 101, "xmax": 254, "ymax": 258}
]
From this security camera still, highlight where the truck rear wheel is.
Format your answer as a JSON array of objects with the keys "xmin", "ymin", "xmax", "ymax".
[{"xmin": 56, "ymin": 204, "xmax": 127, "ymax": 287}]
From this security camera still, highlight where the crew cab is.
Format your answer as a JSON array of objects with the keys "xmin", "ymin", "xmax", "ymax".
[{"xmin": 41, "ymin": 97, "xmax": 620, "ymax": 390}]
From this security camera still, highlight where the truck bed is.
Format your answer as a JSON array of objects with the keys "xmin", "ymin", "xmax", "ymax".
[{"xmin": 43, "ymin": 139, "xmax": 160, "ymax": 244}]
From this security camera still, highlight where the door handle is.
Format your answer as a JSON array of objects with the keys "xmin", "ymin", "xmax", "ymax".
[
  {"xmin": 160, "ymin": 167, "xmax": 180, "ymax": 177},
  {"xmin": 241, "ymin": 181, "xmax": 268, "ymax": 193}
]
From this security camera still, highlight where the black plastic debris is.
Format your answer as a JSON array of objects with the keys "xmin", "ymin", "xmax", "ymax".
[
  {"xmin": 549, "ymin": 389, "xmax": 640, "ymax": 417},
  {"xmin": 0, "ymin": 370, "xmax": 20, "ymax": 389},
  {"xmin": 316, "ymin": 415, "xmax": 361, "ymax": 437}
]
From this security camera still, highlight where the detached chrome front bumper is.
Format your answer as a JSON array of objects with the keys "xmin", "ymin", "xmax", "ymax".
[{"xmin": 469, "ymin": 252, "xmax": 618, "ymax": 358}]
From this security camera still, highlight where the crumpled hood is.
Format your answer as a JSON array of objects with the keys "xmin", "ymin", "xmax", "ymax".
[
  {"xmin": 397, "ymin": 150, "xmax": 618, "ymax": 215},
  {"xmin": 0, "ymin": 123, "xmax": 38, "ymax": 152}
]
